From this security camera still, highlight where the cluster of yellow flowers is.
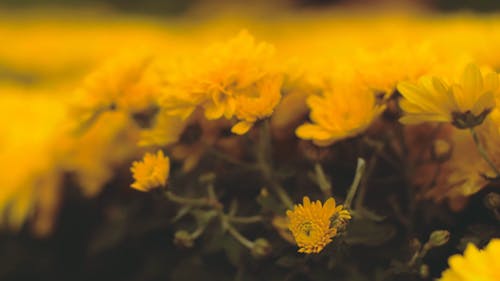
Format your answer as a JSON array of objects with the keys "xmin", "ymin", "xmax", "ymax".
[{"xmin": 2, "ymin": 11, "xmax": 500, "ymax": 277}]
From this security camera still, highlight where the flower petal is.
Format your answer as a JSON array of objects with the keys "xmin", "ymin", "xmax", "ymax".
[{"xmin": 231, "ymin": 121, "xmax": 253, "ymax": 135}]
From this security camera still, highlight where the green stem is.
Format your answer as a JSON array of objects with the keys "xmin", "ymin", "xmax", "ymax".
[
  {"xmin": 228, "ymin": 215, "xmax": 263, "ymax": 224},
  {"xmin": 165, "ymin": 191, "xmax": 214, "ymax": 207},
  {"xmin": 470, "ymin": 127, "xmax": 500, "ymax": 177},
  {"xmin": 191, "ymin": 224, "xmax": 207, "ymax": 239},
  {"xmin": 206, "ymin": 146, "xmax": 257, "ymax": 170},
  {"xmin": 226, "ymin": 223, "xmax": 255, "ymax": 249},
  {"xmin": 314, "ymin": 162, "xmax": 332, "ymax": 197},
  {"xmin": 355, "ymin": 145, "xmax": 380, "ymax": 211},
  {"xmin": 269, "ymin": 181, "xmax": 294, "ymax": 209},
  {"xmin": 344, "ymin": 158, "xmax": 366, "ymax": 210},
  {"xmin": 257, "ymin": 120, "xmax": 294, "ymax": 209},
  {"xmin": 207, "ymin": 183, "xmax": 217, "ymax": 201},
  {"xmin": 408, "ymin": 242, "xmax": 431, "ymax": 268}
]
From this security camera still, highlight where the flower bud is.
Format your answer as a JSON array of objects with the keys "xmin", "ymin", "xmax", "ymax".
[
  {"xmin": 428, "ymin": 230, "xmax": 450, "ymax": 247},
  {"xmin": 260, "ymin": 188, "xmax": 269, "ymax": 197},
  {"xmin": 174, "ymin": 230, "xmax": 194, "ymax": 248},
  {"xmin": 251, "ymin": 238, "xmax": 272, "ymax": 258},
  {"xmin": 485, "ymin": 192, "xmax": 500, "ymax": 210},
  {"xmin": 419, "ymin": 264, "xmax": 429, "ymax": 278},
  {"xmin": 409, "ymin": 238, "xmax": 422, "ymax": 253},
  {"xmin": 199, "ymin": 172, "xmax": 216, "ymax": 184}
]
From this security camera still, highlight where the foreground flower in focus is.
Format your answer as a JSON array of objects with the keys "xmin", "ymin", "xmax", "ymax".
[
  {"xmin": 439, "ymin": 239, "xmax": 500, "ymax": 281},
  {"xmin": 286, "ymin": 196, "xmax": 351, "ymax": 254},
  {"xmin": 130, "ymin": 150, "xmax": 170, "ymax": 192},
  {"xmin": 296, "ymin": 83, "xmax": 385, "ymax": 146},
  {"xmin": 398, "ymin": 64, "xmax": 499, "ymax": 128}
]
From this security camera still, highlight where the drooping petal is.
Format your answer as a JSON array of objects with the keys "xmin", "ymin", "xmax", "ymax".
[{"xmin": 231, "ymin": 121, "xmax": 253, "ymax": 135}]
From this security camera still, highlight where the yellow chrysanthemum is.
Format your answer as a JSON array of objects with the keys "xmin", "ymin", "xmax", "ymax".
[
  {"xmin": 161, "ymin": 30, "xmax": 278, "ymax": 128},
  {"xmin": 398, "ymin": 63, "xmax": 499, "ymax": 128},
  {"xmin": 439, "ymin": 239, "xmax": 500, "ymax": 281},
  {"xmin": 139, "ymin": 110, "xmax": 187, "ymax": 147},
  {"xmin": 71, "ymin": 52, "xmax": 160, "ymax": 129},
  {"xmin": 130, "ymin": 150, "xmax": 170, "ymax": 192},
  {"xmin": 56, "ymin": 111, "xmax": 139, "ymax": 197},
  {"xmin": 296, "ymin": 83, "xmax": 385, "ymax": 146},
  {"xmin": 356, "ymin": 42, "xmax": 436, "ymax": 96},
  {"xmin": 200, "ymin": 30, "xmax": 276, "ymax": 120},
  {"xmin": 231, "ymin": 75, "xmax": 283, "ymax": 135},
  {"xmin": 286, "ymin": 196, "xmax": 351, "ymax": 254}
]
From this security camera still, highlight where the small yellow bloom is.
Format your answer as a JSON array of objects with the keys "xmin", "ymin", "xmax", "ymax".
[
  {"xmin": 398, "ymin": 64, "xmax": 499, "ymax": 128},
  {"xmin": 130, "ymin": 150, "xmax": 170, "ymax": 192},
  {"xmin": 439, "ymin": 239, "xmax": 500, "ymax": 281},
  {"xmin": 296, "ymin": 84, "xmax": 385, "ymax": 146},
  {"xmin": 286, "ymin": 196, "xmax": 351, "ymax": 254}
]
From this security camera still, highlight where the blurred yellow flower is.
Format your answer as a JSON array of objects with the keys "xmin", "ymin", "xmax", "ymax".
[
  {"xmin": 130, "ymin": 150, "xmax": 170, "ymax": 192},
  {"xmin": 356, "ymin": 42, "xmax": 436, "ymax": 96},
  {"xmin": 72, "ymin": 53, "xmax": 160, "ymax": 129},
  {"xmin": 286, "ymin": 196, "xmax": 351, "ymax": 254},
  {"xmin": 439, "ymin": 239, "xmax": 500, "ymax": 281},
  {"xmin": 139, "ymin": 110, "xmax": 187, "ymax": 147},
  {"xmin": 200, "ymin": 30, "xmax": 276, "ymax": 120},
  {"xmin": 231, "ymin": 74, "xmax": 283, "ymax": 135},
  {"xmin": 398, "ymin": 64, "xmax": 499, "ymax": 128},
  {"xmin": 0, "ymin": 89, "xmax": 66, "ymax": 235},
  {"xmin": 55, "ymin": 111, "xmax": 139, "ymax": 197},
  {"xmin": 296, "ymin": 83, "xmax": 385, "ymax": 146},
  {"xmin": 161, "ymin": 30, "xmax": 280, "ymax": 134}
]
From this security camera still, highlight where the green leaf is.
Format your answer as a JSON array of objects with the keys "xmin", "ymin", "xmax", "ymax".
[
  {"xmin": 344, "ymin": 218, "xmax": 396, "ymax": 246},
  {"xmin": 223, "ymin": 236, "xmax": 245, "ymax": 267},
  {"xmin": 257, "ymin": 189, "xmax": 285, "ymax": 213},
  {"xmin": 191, "ymin": 209, "xmax": 217, "ymax": 225},
  {"xmin": 275, "ymin": 255, "xmax": 302, "ymax": 268},
  {"xmin": 171, "ymin": 205, "xmax": 193, "ymax": 223}
]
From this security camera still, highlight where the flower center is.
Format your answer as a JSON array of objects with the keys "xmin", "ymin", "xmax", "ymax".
[{"xmin": 298, "ymin": 221, "xmax": 313, "ymax": 237}]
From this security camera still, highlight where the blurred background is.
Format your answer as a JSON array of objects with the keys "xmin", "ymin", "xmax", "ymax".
[
  {"xmin": 2, "ymin": 0, "xmax": 500, "ymax": 14},
  {"xmin": 1, "ymin": 1, "xmax": 499, "ymax": 281}
]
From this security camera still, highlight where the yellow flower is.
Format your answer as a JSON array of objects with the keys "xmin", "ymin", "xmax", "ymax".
[
  {"xmin": 439, "ymin": 239, "xmax": 500, "ymax": 281},
  {"xmin": 200, "ymin": 30, "xmax": 276, "ymax": 120},
  {"xmin": 356, "ymin": 42, "xmax": 436, "ymax": 96},
  {"xmin": 71, "ymin": 52, "xmax": 160, "ymax": 130},
  {"xmin": 161, "ymin": 30, "xmax": 278, "ymax": 127},
  {"xmin": 286, "ymin": 196, "xmax": 351, "ymax": 254},
  {"xmin": 296, "ymin": 83, "xmax": 385, "ymax": 146},
  {"xmin": 130, "ymin": 150, "xmax": 170, "ymax": 192},
  {"xmin": 231, "ymin": 75, "xmax": 283, "ymax": 135},
  {"xmin": 397, "ymin": 64, "xmax": 499, "ymax": 128},
  {"xmin": 56, "ymin": 111, "xmax": 139, "ymax": 197},
  {"xmin": 0, "ymin": 89, "xmax": 65, "ymax": 234},
  {"xmin": 139, "ymin": 110, "xmax": 187, "ymax": 147}
]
